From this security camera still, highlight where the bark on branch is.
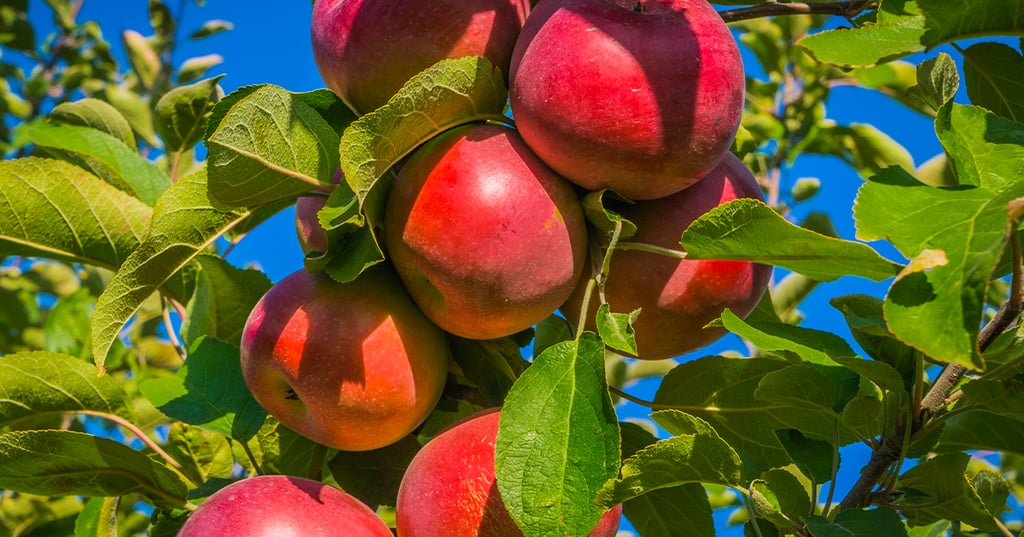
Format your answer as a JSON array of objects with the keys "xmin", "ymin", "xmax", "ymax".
[{"xmin": 719, "ymin": 0, "xmax": 878, "ymax": 23}]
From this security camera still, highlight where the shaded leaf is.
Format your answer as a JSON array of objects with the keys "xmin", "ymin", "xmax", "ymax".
[
  {"xmin": 328, "ymin": 435, "xmax": 420, "ymax": 508},
  {"xmin": 0, "ymin": 351, "xmax": 130, "ymax": 424},
  {"xmin": 206, "ymin": 84, "xmax": 338, "ymax": 206},
  {"xmin": 682, "ymin": 198, "xmax": 900, "ymax": 282},
  {"xmin": 596, "ymin": 303, "xmax": 639, "ymax": 356},
  {"xmin": 805, "ymin": 508, "xmax": 908, "ymax": 537},
  {"xmin": 155, "ymin": 75, "xmax": 222, "ymax": 154},
  {"xmin": 962, "ymin": 42, "xmax": 1024, "ymax": 123},
  {"xmin": 0, "ymin": 430, "xmax": 188, "ymax": 507},
  {"xmin": 495, "ymin": 332, "xmax": 620, "ymax": 537},
  {"xmin": 798, "ymin": 17, "xmax": 925, "ymax": 68},
  {"xmin": 181, "ymin": 255, "xmax": 272, "ymax": 347},
  {"xmin": 90, "ymin": 168, "xmax": 252, "ymax": 371},
  {"xmin": 896, "ymin": 452, "xmax": 997, "ymax": 531},
  {"xmin": 623, "ymin": 482, "xmax": 714, "ymax": 537},
  {"xmin": 936, "ymin": 103, "xmax": 1024, "ymax": 191},
  {"xmin": 919, "ymin": 0, "xmax": 1024, "ymax": 47},
  {"xmin": 23, "ymin": 122, "xmax": 170, "ymax": 206},
  {"xmin": 139, "ymin": 336, "xmax": 266, "ymax": 441},
  {"xmin": 189, "ymin": 19, "xmax": 232, "ymax": 40},
  {"xmin": 163, "ymin": 422, "xmax": 233, "ymax": 486},
  {"xmin": 596, "ymin": 410, "xmax": 742, "ymax": 507},
  {"xmin": 233, "ymin": 416, "xmax": 319, "ymax": 479},
  {"xmin": 935, "ymin": 410, "xmax": 1024, "ymax": 456},
  {"xmin": 915, "ymin": 53, "xmax": 959, "ymax": 112},
  {"xmin": 830, "ymin": 294, "xmax": 918, "ymax": 389},
  {"xmin": 449, "ymin": 336, "xmax": 528, "ymax": 407},
  {"xmin": 654, "ymin": 356, "xmax": 792, "ymax": 476}
]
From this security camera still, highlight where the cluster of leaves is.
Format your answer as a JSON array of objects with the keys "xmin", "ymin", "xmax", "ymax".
[{"xmin": 1, "ymin": 0, "xmax": 1024, "ymax": 536}]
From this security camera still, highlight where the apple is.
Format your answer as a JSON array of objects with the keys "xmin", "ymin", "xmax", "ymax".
[
  {"xmin": 509, "ymin": 0, "xmax": 745, "ymax": 200},
  {"xmin": 562, "ymin": 153, "xmax": 772, "ymax": 359},
  {"xmin": 311, "ymin": 0, "xmax": 530, "ymax": 114},
  {"xmin": 384, "ymin": 123, "xmax": 588, "ymax": 340},
  {"xmin": 396, "ymin": 408, "xmax": 622, "ymax": 537},
  {"xmin": 240, "ymin": 266, "xmax": 449, "ymax": 451},
  {"xmin": 177, "ymin": 475, "xmax": 392, "ymax": 537},
  {"xmin": 295, "ymin": 169, "xmax": 344, "ymax": 254}
]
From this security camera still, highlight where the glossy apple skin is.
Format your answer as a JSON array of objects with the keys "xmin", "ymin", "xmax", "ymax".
[
  {"xmin": 240, "ymin": 266, "xmax": 449, "ymax": 451},
  {"xmin": 384, "ymin": 123, "xmax": 588, "ymax": 340},
  {"xmin": 396, "ymin": 409, "xmax": 622, "ymax": 537},
  {"xmin": 312, "ymin": 0, "xmax": 530, "ymax": 114},
  {"xmin": 177, "ymin": 475, "xmax": 392, "ymax": 537},
  {"xmin": 509, "ymin": 0, "xmax": 744, "ymax": 200},
  {"xmin": 563, "ymin": 154, "xmax": 772, "ymax": 359}
]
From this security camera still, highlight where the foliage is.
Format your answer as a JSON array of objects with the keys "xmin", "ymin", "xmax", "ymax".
[{"xmin": 1, "ymin": 0, "xmax": 1024, "ymax": 536}]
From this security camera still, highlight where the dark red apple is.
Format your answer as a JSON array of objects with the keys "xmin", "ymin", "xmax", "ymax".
[
  {"xmin": 563, "ymin": 153, "xmax": 772, "ymax": 359},
  {"xmin": 396, "ymin": 409, "xmax": 622, "ymax": 537},
  {"xmin": 295, "ymin": 169, "xmax": 344, "ymax": 254},
  {"xmin": 240, "ymin": 266, "xmax": 449, "ymax": 451},
  {"xmin": 311, "ymin": 0, "xmax": 530, "ymax": 114},
  {"xmin": 177, "ymin": 475, "xmax": 392, "ymax": 537},
  {"xmin": 384, "ymin": 123, "xmax": 588, "ymax": 340},
  {"xmin": 509, "ymin": 0, "xmax": 744, "ymax": 200}
]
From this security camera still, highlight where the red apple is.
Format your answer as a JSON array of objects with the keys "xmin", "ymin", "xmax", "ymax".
[
  {"xmin": 295, "ymin": 169, "xmax": 344, "ymax": 254},
  {"xmin": 240, "ymin": 266, "xmax": 449, "ymax": 451},
  {"xmin": 384, "ymin": 123, "xmax": 588, "ymax": 340},
  {"xmin": 509, "ymin": 0, "xmax": 745, "ymax": 200},
  {"xmin": 396, "ymin": 409, "xmax": 622, "ymax": 537},
  {"xmin": 562, "ymin": 153, "xmax": 772, "ymax": 359},
  {"xmin": 177, "ymin": 475, "xmax": 392, "ymax": 537},
  {"xmin": 311, "ymin": 0, "xmax": 530, "ymax": 114}
]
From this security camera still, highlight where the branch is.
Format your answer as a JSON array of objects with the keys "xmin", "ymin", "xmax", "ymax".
[{"xmin": 719, "ymin": 0, "xmax": 878, "ymax": 23}]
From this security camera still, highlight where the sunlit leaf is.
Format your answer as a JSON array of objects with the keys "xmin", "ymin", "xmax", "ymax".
[
  {"xmin": 0, "ymin": 351, "xmax": 130, "ymax": 424},
  {"xmin": 496, "ymin": 332, "xmax": 620, "ymax": 537}
]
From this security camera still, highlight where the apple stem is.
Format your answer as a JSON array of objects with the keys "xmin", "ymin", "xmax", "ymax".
[
  {"xmin": 574, "ymin": 218, "xmax": 626, "ymax": 340},
  {"xmin": 236, "ymin": 437, "xmax": 265, "ymax": 476}
]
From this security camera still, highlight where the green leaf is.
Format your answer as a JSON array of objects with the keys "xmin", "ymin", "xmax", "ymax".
[
  {"xmin": 622, "ymin": 482, "xmax": 714, "ymax": 537},
  {"xmin": 495, "ymin": 332, "xmax": 620, "ymax": 537},
  {"xmin": 42, "ymin": 288, "xmax": 96, "ymax": 359},
  {"xmin": 0, "ymin": 351, "xmax": 130, "ymax": 424},
  {"xmin": 797, "ymin": 17, "xmax": 925, "ymax": 68},
  {"xmin": 935, "ymin": 410, "xmax": 1024, "ymax": 456},
  {"xmin": 189, "ymin": 19, "xmax": 232, "ymax": 40},
  {"xmin": 122, "ymin": 29, "xmax": 160, "ymax": 90},
  {"xmin": 804, "ymin": 123, "xmax": 914, "ymax": 177},
  {"xmin": 596, "ymin": 410, "xmax": 742, "ymax": 507},
  {"xmin": 0, "ymin": 429, "xmax": 188, "ymax": 507},
  {"xmin": 654, "ymin": 356, "xmax": 793, "ymax": 476},
  {"xmin": 233, "ymin": 416, "xmax": 319, "ymax": 479},
  {"xmin": 962, "ymin": 42, "xmax": 1024, "ymax": 123},
  {"xmin": 74, "ymin": 497, "xmax": 119, "ymax": 537},
  {"xmin": 681, "ymin": 198, "xmax": 901, "ymax": 282},
  {"xmin": 139, "ymin": 336, "xmax": 266, "ymax": 441},
  {"xmin": 919, "ymin": 0, "xmax": 1024, "ymax": 47},
  {"xmin": 99, "ymin": 85, "xmax": 159, "ymax": 147},
  {"xmin": 805, "ymin": 508, "xmax": 908, "ymax": 537},
  {"xmin": 896, "ymin": 452, "xmax": 998, "ymax": 531},
  {"xmin": 327, "ymin": 435, "xmax": 420, "ymax": 509},
  {"xmin": 830, "ymin": 294, "xmax": 918, "ymax": 389},
  {"xmin": 533, "ymin": 314, "xmax": 574, "ymax": 357},
  {"xmin": 90, "ymin": 168, "xmax": 254, "ymax": 370},
  {"xmin": 155, "ymin": 75, "xmax": 222, "ymax": 154},
  {"xmin": 581, "ymin": 189, "xmax": 638, "ymax": 239},
  {"xmin": 181, "ymin": 255, "xmax": 272, "ymax": 347},
  {"xmin": 293, "ymin": 88, "xmax": 358, "ymax": 139},
  {"xmin": 960, "ymin": 378, "xmax": 1024, "ymax": 416},
  {"xmin": 50, "ymin": 98, "xmax": 136, "ymax": 149},
  {"xmin": 855, "ymin": 167, "xmax": 1024, "ymax": 368},
  {"xmin": 718, "ymin": 309, "xmax": 856, "ymax": 365},
  {"xmin": 777, "ymin": 430, "xmax": 835, "ymax": 486},
  {"xmin": 205, "ymin": 84, "xmax": 338, "ymax": 206},
  {"xmin": 596, "ymin": 303, "xmax": 640, "ymax": 356},
  {"xmin": 25, "ymin": 122, "xmax": 170, "ymax": 206},
  {"xmin": 915, "ymin": 53, "xmax": 960, "ymax": 112},
  {"xmin": 176, "ymin": 54, "xmax": 223, "ymax": 84},
  {"xmin": 163, "ymin": 422, "xmax": 233, "ymax": 486},
  {"xmin": 936, "ymin": 103, "xmax": 1024, "ymax": 191},
  {"xmin": 972, "ymin": 469, "xmax": 1011, "ymax": 517},
  {"xmin": 449, "ymin": 336, "xmax": 528, "ymax": 407}
]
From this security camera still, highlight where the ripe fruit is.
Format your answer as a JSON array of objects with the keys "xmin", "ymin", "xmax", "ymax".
[
  {"xmin": 177, "ymin": 475, "xmax": 392, "ymax": 537},
  {"xmin": 509, "ymin": 0, "xmax": 744, "ymax": 200},
  {"xmin": 311, "ymin": 0, "xmax": 530, "ymax": 114},
  {"xmin": 563, "ymin": 153, "xmax": 772, "ymax": 359},
  {"xmin": 384, "ymin": 123, "xmax": 588, "ymax": 340},
  {"xmin": 240, "ymin": 266, "xmax": 449, "ymax": 451},
  {"xmin": 396, "ymin": 409, "xmax": 622, "ymax": 537}
]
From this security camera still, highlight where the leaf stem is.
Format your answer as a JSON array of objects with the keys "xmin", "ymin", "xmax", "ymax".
[
  {"xmin": 237, "ymin": 437, "xmax": 264, "ymax": 475},
  {"xmin": 78, "ymin": 410, "xmax": 197, "ymax": 486},
  {"xmin": 719, "ymin": 0, "xmax": 878, "ymax": 23},
  {"xmin": 615, "ymin": 241, "xmax": 688, "ymax": 260},
  {"xmin": 306, "ymin": 443, "xmax": 328, "ymax": 481},
  {"xmin": 161, "ymin": 296, "xmax": 187, "ymax": 361},
  {"xmin": 574, "ymin": 219, "xmax": 625, "ymax": 341},
  {"xmin": 821, "ymin": 419, "xmax": 840, "ymax": 517}
]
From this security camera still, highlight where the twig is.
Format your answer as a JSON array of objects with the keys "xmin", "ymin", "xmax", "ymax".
[
  {"xmin": 78, "ymin": 410, "xmax": 197, "ymax": 486},
  {"xmin": 719, "ymin": 0, "xmax": 878, "ymax": 23}
]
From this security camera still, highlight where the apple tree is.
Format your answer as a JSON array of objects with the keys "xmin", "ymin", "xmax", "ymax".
[{"xmin": 1, "ymin": 0, "xmax": 1023, "ymax": 536}]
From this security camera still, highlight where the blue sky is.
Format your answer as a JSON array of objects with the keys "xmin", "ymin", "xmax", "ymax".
[{"xmin": 18, "ymin": 1, "xmax": 967, "ymax": 535}]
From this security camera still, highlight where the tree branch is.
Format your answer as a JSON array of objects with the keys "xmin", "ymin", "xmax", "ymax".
[{"xmin": 719, "ymin": 0, "xmax": 878, "ymax": 23}]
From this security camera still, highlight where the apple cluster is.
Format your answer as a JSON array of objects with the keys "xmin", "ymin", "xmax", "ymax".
[{"xmin": 220, "ymin": 0, "xmax": 771, "ymax": 534}]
